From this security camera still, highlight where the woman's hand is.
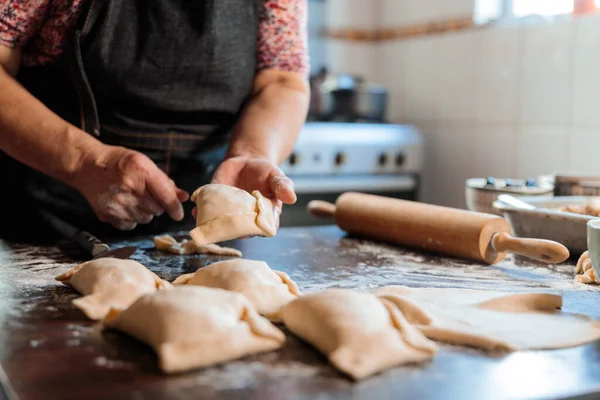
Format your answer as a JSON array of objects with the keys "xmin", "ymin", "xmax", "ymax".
[
  {"xmin": 192, "ymin": 155, "xmax": 297, "ymax": 229},
  {"xmin": 72, "ymin": 144, "xmax": 189, "ymax": 230}
]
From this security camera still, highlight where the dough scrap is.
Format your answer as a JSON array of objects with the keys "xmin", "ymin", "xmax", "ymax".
[
  {"xmin": 574, "ymin": 251, "xmax": 600, "ymax": 284},
  {"xmin": 154, "ymin": 234, "xmax": 242, "ymax": 257},
  {"xmin": 173, "ymin": 259, "xmax": 300, "ymax": 321},
  {"xmin": 189, "ymin": 184, "xmax": 276, "ymax": 246},
  {"xmin": 373, "ymin": 286, "xmax": 600, "ymax": 351},
  {"xmin": 102, "ymin": 286, "xmax": 285, "ymax": 373},
  {"xmin": 154, "ymin": 234, "xmax": 178, "ymax": 250},
  {"xmin": 55, "ymin": 258, "xmax": 171, "ymax": 320},
  {"xmin": 281, "ymin": 289, "xmax": 437, "ymax": 380}
]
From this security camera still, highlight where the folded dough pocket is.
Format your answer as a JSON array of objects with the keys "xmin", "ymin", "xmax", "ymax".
[
  {"xmin": 102, "ymin": 286, "xmax": 286, "ymax": 374},
  {"xmin": 173, "ymin": 259, "xmax": 300, "ymax": 322},
  {"xmin": 55, "ymin": 258, "xmax": 171, "ymax": 320},
  {"xmin": 374, "ymin": 285, "xmax": 600, "ymax": 351},
  {"xmin": 281, "ymin": 289, "xmax": 437, "ymax": 380},
  {"xmin": 189, "ymin": 184, "xmax": 276, "ymax": 246}
]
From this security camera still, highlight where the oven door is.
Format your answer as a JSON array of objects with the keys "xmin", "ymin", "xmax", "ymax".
[{"xmin": 280, "ymin": 174, "xmax": 419, "ymax": 227}]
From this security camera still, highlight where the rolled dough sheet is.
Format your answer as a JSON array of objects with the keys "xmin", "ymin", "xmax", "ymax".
[{"xmin": 373, "ymin": 286, "xmax": 600, "ymax": 351}]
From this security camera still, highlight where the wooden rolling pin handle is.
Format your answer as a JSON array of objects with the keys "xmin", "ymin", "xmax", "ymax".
[
  {"xmin": 491, "ymin": 232, "xmax": 570, "ymax": 264},
  {"xmin": 307, "ymin": 200, "xmax": 337, "ymax": 219}
]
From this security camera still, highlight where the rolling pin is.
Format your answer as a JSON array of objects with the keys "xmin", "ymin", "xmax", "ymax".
[{"xmin": 307, "ymin": 192, "xmax": 570, "ymax": 265}]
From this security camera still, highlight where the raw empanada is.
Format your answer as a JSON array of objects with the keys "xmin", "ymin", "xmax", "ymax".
[
  {"xmin": 55, "ymin": 258, "xmax": 171, "ymax": 320},
  {"xmin": 103, "ymin": 286, "xmax": 285, "ymax": 373},
  {"xmin": 189, "ymin": 184, "xmax": 276, "ymax": 246},
  {"xmin": 374, "ymin": 286, "xmax": 600, "ymax": 351},
  {"xmin": 154, "ymin": 234, "xmax": 242, "ymax": 257},
  {"xmin": 173, "ymin": 259, "xmax": 300, "ymax": 321},
  {"xmin": 281, "ymin": 289, "xmax": 437, "ymax": 380}
]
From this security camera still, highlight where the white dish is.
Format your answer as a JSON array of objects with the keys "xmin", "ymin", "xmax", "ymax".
[{"xmin": 466, "ymin": 178, "xmax": 553, "ymax": 215}]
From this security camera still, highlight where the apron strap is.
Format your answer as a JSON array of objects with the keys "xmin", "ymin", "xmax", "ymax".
[
  {"xmin": 65, "ymin": 0, "xmax": 109, "ymax": 137},
  {"xmin": 78, "ymin": 0, "xmax": 109, "ymax": 43}
]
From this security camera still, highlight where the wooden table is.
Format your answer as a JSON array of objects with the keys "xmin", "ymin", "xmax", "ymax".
[{"xmin": 1, "ymin": 226, "xmax": 600, "ymax": 400}]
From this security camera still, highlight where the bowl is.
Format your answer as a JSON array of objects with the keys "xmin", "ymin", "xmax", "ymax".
[
  {"xmin": 466, "ymin": 177, "xmax": 554, "ymax": 215},
  {"xmin": 553, "ymin": 173, "xmax": 600, "ymax": 196}
]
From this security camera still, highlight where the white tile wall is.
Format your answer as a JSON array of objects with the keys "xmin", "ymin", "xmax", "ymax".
[
  {"xmin": 474, "ymin": 25, "xmax": 520, "ymax": 123},
  {"xmin": 434, "ymin": 123, "xmax": 477, "ymax": 208},
  {"xmin": 568, "ymin": 127, "xmax": 600, "ymax": 174},
  {"xmin": 516, "ymin": 124, "xmax": 570, "ymax": 177},
  {"xmin": 405, "ymin": 0, "xmax": 471, "ymax": 26},
  {"xmin": 441, "ymin": 0, "xmax": 476, "ymax": 20},
  {"xmin": 436, "ymin": 31, "xmax": 476, "ymax": 122},
  {"xmin": 572, "ymin": 14, "xmax": 600, "ymax": 126},
  {"xmin": 322, "ymin": 2, "xmax": 600, "ymax": 206},
  {"xmin": 326, "ymin": 0, "xmax": 380, "ymax": 29},
  {"xmin": 520, "ymin": 21, "xmax": 573, "ymax": 125},
  {"xmin": 406, "ymin": 0, "xmax": 445, "ymax": 26},
  {"xmin": 326, "ymin": 41, "xmax": 377, "ymax": 81},
  {"xmin": 403, "ymin": 36, "xmax": 440, "ymax": 121},
  {"xmin": 378, "ymin": 0, "xmax": 408, "ymax": 28},
  {"xmin": 473, "ymin": 123, "xmax": 519, "ymax": 178},
  {"xmin": 380, "ymin": 0, "xmax": 475, "ymax": 28},
  {"xmin": 411, "ymin": 122, "xmax": 441, "ymax": 204},
  {"xmin": 375, "ymin": 41, "xmax": 407, "ymax": 122}
]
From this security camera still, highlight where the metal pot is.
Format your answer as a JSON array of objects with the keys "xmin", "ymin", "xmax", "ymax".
[{"xmin": 309, "ymin": 70, "xmax": 388, "ymax": 122}]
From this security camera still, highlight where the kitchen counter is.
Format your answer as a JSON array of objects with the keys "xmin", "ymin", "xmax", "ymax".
[{"xmin": 1, "ymin": 226, "xmax": 600, "ymax": 400}]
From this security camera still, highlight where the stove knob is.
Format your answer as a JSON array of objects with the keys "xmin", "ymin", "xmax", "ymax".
[
  {"xmin": 289, "ymin": 152, "xmax": 299, "ymax": 166},
  {"xmin": 378, "ymin": 153, "xmax": 388, "ymax": 166},
  {"xmin": 335, "ymin": 152, "xmax": 346, "ymax": 166},
  {"xmin": 395, "ymin": 153, "xmax": 406, "ymax": 167}
]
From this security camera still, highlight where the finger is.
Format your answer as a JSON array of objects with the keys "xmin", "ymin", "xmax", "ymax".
[
  {"xmin": 146, "ymin": 171, "xmax": 184, "ymax": 221},
  {"xmin": 192, "ymin": 207, "xmax": 197, "ymax": 219},
  {"xmin": 273, "ymin": 203, "xmax": 282, "ymax": 230},
  {"xmin": 269, "ymin": 174, "xmax": 297, "ymax": 204},
  {"xmin": 102, "ymin": 215, "xmax": 137, "ymax": 231},
  {"xmin": 125, "ymin": 205, "xmax": 154, "ymax": 224},
  {"xmin": 95, "ymin": 201, "xmax": 137, "ymax": 231},
  {"xmin": 137, "ymin": 196, "xmax": 164, "ymax": 217},
  {"xmin": 176, "ymin": 188, "xmax": 189, "ymax": 202},
  {"xmin": 211, "ymin": 157, "xmax": 246, "ymax": 185},
  {"xmin": 113, "ymin": 220, "xmax": 137, "ymax": 231},
  {"xmin": 169, "ymin": 178, "xmax": 189, "ymax": 203},
  {"xmin": 238, "ymin": 235, "xmax": 256, "ymax": 240}
]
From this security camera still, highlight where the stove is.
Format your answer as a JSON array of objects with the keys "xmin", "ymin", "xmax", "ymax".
[{"xmin": 280, "ymin": 122, "xmax": 424, "ymax": 227}]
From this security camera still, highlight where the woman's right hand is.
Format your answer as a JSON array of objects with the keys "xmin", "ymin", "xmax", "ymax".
[{"xmin": 71, "ymin": 144, "xmax": 189, "ymax": 230}]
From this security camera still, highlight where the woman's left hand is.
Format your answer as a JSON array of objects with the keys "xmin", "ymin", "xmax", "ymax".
[{"xmin": 192, "ymin": 155, "xmax": 297, "ymax": 229}]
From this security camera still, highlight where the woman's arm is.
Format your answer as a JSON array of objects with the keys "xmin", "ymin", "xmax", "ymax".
[
  {"xmin": 0, "ymin": 45, "xmax": 187, "ymax": 228},
  {"xmin": 0, "ymin": 45, "xmax": 97, "ymax": 187},
  {"xmin": 211, "ymin": 0, "xmax": 309, "ymax": 214},
  {"xmin": 226, "ymin": 69, "xmax": 309, "ymax": 165}
]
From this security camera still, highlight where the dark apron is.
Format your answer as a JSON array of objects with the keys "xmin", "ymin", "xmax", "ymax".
[{"xmin": 4, "ymin": 0, "xmax": 259, "ymax": 240}]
